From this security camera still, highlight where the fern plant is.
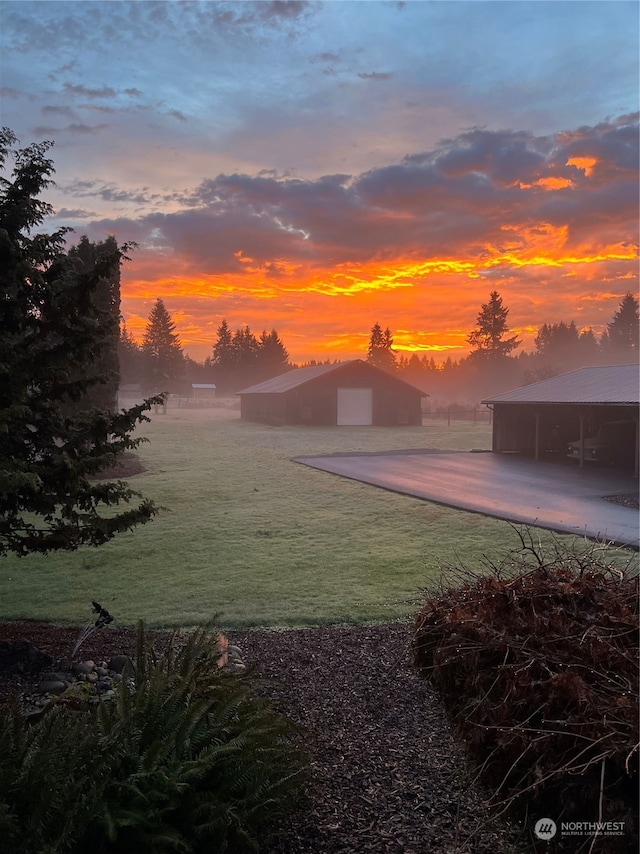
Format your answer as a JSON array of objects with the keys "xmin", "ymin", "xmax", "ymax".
[{"xmin": 0, "ymin": 623, "xmax": 307, "ymax": 854}]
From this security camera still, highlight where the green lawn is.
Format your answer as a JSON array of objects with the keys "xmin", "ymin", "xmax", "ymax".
[{"xmin": 1, "ymin": 406, "xmax": 635, "ymax": 629}]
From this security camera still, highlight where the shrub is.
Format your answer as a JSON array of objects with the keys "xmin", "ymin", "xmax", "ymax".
[
  {"xmin": 412, "ymin": 531, "xmax": 638, "ymax": 851},
  {"xmin": 0, "ymin": 623, "xmax": 307, "ymax": 853}
]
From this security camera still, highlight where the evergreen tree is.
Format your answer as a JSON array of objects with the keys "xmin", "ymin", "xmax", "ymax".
[
  {"xmin": 578, "ymin": 328, "xmax": 600, "ymax": 363},
  {"xmin": 0, "ymin": 128, "xmax": 160, "ymax": 556},
  {"xmin": 142, "ymin": 298, "xmax": 184, "ymax": 392},
  {"xmin": 366, "ymin": 322, "xmax": 396, "ymax": 371},
  {"xmin": 232, "ymin": 326, "xmax": 260, "ymax": 372},
  {"xmin": 66, "ymin": 235, "xmax": 121, "ymax": 412},
  {"xmin": 467, "ymin": 291, "xmax": 520, "ymax": 361},
  {"xmin": 212, "ymin": 319, "xmax": 234, "ymax": 369},
  {"xmin": 601, "ymin": 292, "xmax": 639, "ymax": 360},
  {"xmin": 118, "ymin": 322, "xmax": 144, "ymax": 386},
  {"xmin": 258, "ymin": 329, "xmax": 290, "ymax": 378}
]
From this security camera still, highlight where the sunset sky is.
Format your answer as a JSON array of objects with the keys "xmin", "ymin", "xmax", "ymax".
[{"xmin": 2, "ymin": 0, "xmax": 638, "ymax": 363}]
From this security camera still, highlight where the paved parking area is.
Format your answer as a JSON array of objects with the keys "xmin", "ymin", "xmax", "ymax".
[{"xmin": 296, "ymin": 450, "xmax": 639, "ymax": 548}]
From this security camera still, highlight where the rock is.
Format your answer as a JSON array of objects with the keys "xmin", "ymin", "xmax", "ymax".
[
  {"xmin": 0, "ymin": 640, "xmax": 52, "ymax": 674},
  {"xmin": 95, "ymin": 679, "xmax": 112, "ymax": 693},
  {"xmin": 108, "ymin": 654, "xmax": 132, "ymax": 674},
  {"xmin": 83, "ymin": 660, "xmax": 96, "ymax": 669},
  {"xmin": 72, "ymin": 662, "xmax": 94, "ymax": 676},
  {"xmin": 39, "ymin": 680, "xmax": 67, "ymax": 696},
  {"xmin": 95, "ymin": 666, "xmax": 108, "ymax": 677},
  {"xmin": 86, "ymin": 672, "xmax": 99, "ymax": 684},
  {"xmin": 40, "ymin": 672, "xmax": 70, "ymax": 686}
]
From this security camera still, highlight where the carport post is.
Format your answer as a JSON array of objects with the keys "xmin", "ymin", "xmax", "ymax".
[
  {"xmin": 534, "ymin": 412, "xmax": 540, "ymax": 461},
  {"xmin": 578, "ymin": 414, "xmax": 585, "ymax": 468}
]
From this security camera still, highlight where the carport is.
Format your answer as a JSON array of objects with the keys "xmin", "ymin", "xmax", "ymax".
[{"xmin": 482, "ymin": 364, "xmax": 639, "ymax": 474}]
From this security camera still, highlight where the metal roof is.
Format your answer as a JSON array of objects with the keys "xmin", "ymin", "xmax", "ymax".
[
  {"xmin": 483, "ymin": 364, "xmax": 640, "ymax": 406},
  {"xmin": 191, "ymin": 383, "xmax": 216, "ymax": 388},
  {"xmin": 238, "ymin": 360, "xmax": 427, "ymax": 396}
]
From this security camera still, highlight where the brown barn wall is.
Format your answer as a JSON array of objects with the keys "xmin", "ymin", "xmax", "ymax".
[{"xmin": 241, "ymin": 361, "xmax": 424, "ymax": 426}]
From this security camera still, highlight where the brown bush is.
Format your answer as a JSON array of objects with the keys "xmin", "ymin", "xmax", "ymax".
[{"xmin": 412, "ymin": 530, "xmax": 638, "ymax": 852}]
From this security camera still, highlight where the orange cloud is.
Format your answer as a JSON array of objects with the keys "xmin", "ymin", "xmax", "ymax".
[
  {"xmin": 104, "ymin": 116, "xmax": 638, "ymax": 363},
  {"xmin": 566, "ymin": 156, "xmax": 598, "ymax": 176}
]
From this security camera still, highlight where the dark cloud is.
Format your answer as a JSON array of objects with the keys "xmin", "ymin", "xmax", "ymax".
[
  {"xmin": 62, "ymin": 178, "xmax": 162, "ymax": 207},
  {"xmin": 168, "ymin": 109, "xmax": 187, "ymax": 122},
  {"xmin": 42, "ymin": 105, "xmax": 75, "ymax": 117},
  {"xmin": 80, "ymin": 116, "xmax": 638, "ymax": 279},
  {"xmin": 54, "ymin": 207, "xmax": 96, "ymax": 219},
  {"xmin": 357, "ymin": 72, "xmax": 393, "ymax": 81},
  {"xmin": 310, "ymin": 52, "xmax": 342, "ymax": 64},
  {"xmin": 63, "ymin": 83, "xmax": 117, "ymax": 99},
  {"xmin": 31, "ymin": 123, "xmax": 109, "ymax": 136},
  {"xmin": 124, "ymin": 87, "xmax": 143, "ymax": 97}
]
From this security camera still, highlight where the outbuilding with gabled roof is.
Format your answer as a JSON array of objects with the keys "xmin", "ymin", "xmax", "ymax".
[
  {"xmin": 482, "ymin": 364, "xmax": 639, "ymax": 472},
  {"xmin": 238, "ymin": 360, "xmax": 427, "ymax": 426}
]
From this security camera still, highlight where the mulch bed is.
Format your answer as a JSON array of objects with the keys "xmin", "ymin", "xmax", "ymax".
[{"xmin": 0, "ymin": 620, "xmax": 524, "ymax": 853}]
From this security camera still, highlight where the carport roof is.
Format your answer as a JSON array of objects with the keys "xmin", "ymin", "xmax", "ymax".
[{"xmin": 482, "ymin": 364, "xmax": 640, "ymax": 406}]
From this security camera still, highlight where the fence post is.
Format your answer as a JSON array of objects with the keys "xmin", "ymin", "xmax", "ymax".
[{"xmin": 447, "ymin": 407, "xmax": 451, "ymax": 427}]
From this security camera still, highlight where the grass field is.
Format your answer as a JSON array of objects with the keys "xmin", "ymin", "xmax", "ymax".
[{"xmin": 1, "ymin": 406, "xmax": 636, "ymax": 630}]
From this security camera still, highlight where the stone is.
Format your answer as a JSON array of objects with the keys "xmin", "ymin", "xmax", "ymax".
[
  {"xmin": 95, "ymin": 666, "xmax": 109, "ymax": 677},
  {"xmin": 40, "ymin": 672, "xmax": 70, "ymax": 686},
  {"xmin": 72, "ymin": 662, "xmax": 94, "ymax": 676},
  {"xmin": 95, "ymin": 679, "xmax": 112, "ymax": 693},
  {"xmin": 108, "ymin": 654, "xmax": 132, "ymax": 674},
  {"xmin": 39, "ymin": 680, "xmax": 67, "ymax": 696},
  {"xmin": 87, "ymin": 672, "xmax": 99, "ymax": 683},
  {"xmin": 0, "ymin": 640, "xmax": 52, "ymax": 674}
]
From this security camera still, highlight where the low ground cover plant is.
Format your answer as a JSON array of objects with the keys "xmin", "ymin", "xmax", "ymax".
[
  {"xmin": 0, "ymin": 623, "xmax": 307, "ymax": 853},
  {"xmin": 412, "ymin": 532, "xmax": 638, "ymax": 851}
]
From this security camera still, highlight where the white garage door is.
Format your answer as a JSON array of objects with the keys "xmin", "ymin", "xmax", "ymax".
[{"xmin": 337, "ymin": 388, "xmax": 373, "ymax": 425}]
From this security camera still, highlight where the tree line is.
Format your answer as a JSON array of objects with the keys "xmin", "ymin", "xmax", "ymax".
[
  {"xmin": 123, "ymin": 287, "xmax": 637, "ymax": 402},
  {"xmin": 366, "ymin": 290, "xmax": 639, "ymax": 401},
  {"xmin": 119, "ymin": 305, "xmax": 290, "ymax": 395}
]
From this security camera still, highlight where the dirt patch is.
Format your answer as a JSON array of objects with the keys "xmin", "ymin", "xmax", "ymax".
[{"xmin": 0, "ymin": 620, "xmax": 522, "ymax": 853}]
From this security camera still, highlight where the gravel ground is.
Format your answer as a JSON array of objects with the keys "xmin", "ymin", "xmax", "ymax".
[{"xmin": 0, "ymin": 620, "xmax": 525, "ymax": 854}]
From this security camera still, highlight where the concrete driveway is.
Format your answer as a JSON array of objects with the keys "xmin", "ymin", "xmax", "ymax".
[{"xmin": 295, "ymin": 450, "xmax": 639, "ymax": 548}]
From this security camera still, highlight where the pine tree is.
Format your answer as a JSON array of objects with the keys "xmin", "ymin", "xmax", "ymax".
[
  {"xmin": 232, "ymin": 326, "xmax": 260, "ymax": 372},
  {"xmin": 66, "ymin": 235, "xmax": 121, "ymax": 412},
  {"xmin": 467, "ymin": 291, "xmax": 520, "ymax": 362},
  {"xmin": 601, "ymin": 293, "xmax": 639, "ymax": 361},
  {"xmin": 0, "ymin": 127, "xmax": 160, "ymax": 556},
  {"xmin": 212, "ymin": 319, "xmax": 234, "ymax": 368},
  {"xmin": 142, "ymin": 298, "xmax": 184, "ymax": 392},
  {"xmin": 366, "ymin": 322, "xmax": 396, "ymax": 371},
  {"xmin": 118, "ymin": 322, "xmax": 144, "ymax": 385},
  {"xmin": 258, "ymin": 329, "xmax": 290, "ymax": 378}
]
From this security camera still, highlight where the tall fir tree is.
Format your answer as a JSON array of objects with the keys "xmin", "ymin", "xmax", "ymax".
[
  {"xmin": 66, "ymin": 234, "xmax": 121, "ymax": 412},
  {"xmin": 118, "ymin": 321, "xmax": 144, "ymax": 386},
  {"xmin": 366, "ymin": 322, "xmax": 396, "ymax": 371},
  {"xmin": 467, "ymin": 291, "xmax": 520, "ymax": 362},
  {"xmin": 142, "ymin": 298, "xmax": 185, "ymax": 392},
  {"xmin": 258, "ymin": 329, "xmax": 290, "ymax": 378},
  {"xmin": 0, "ymin": 127, "xmax": 160, "ymax": 556},
  {"xmin": 601, "ymin": 292, "xmax": 639, "ymax": 361}
]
